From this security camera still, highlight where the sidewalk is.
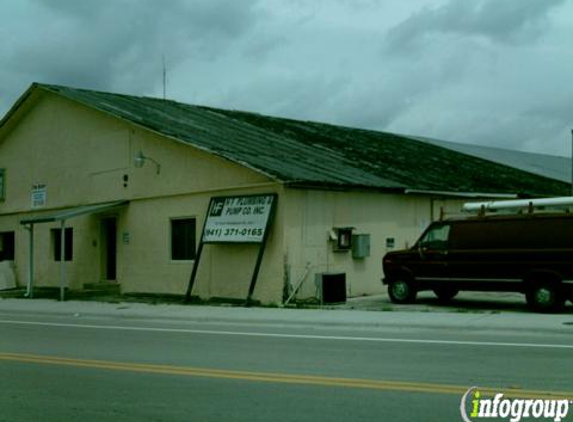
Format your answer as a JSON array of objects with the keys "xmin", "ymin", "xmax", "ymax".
[{"xmin": 1, "ymin": 294, "xmax": 572, "ymax": 333}]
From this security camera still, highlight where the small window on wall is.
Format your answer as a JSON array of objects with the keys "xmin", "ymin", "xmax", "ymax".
[
  {"xmin": 0, "ymin": 231, "xmax": 15, "ymax": 261},
  {"xmin": 52, "ymin": 227, "xmax": 73, "ymax": 261},
  {"xmin": 0, "ymin": 169, "xmax": 5, "ymax": 201},
  {"xmin": 171, "ymin": 218, "xmax": 196, "ymax": 261}
]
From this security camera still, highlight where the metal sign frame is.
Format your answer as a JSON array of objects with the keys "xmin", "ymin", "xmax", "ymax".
[{"xmin": 185, "ymin": 193, "xmax": 278, "ymax": 305}]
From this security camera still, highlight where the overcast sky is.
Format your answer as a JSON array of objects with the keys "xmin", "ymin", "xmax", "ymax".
[{"xmin": 1, "ymin": 0, "xmax": 572, "ymax": 156}]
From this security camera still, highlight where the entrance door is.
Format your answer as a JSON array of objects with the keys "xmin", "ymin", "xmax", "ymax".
[{"xmin": 101, "ymin": 218, "xmax": 117, "ymax": 281}]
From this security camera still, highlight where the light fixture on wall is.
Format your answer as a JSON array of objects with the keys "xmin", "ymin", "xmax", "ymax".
[{"xmin": 134, "ymin": 150, "xmax": 161, "ymax": 174}]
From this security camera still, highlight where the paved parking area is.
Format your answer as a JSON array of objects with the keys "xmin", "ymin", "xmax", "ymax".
[
  {"xmin": 2, "ymin": 287, "xmax": 573, "ymax": 315},
  {"xmin": 334, "ymin": 291, "xmax": 573, "ymax": 314}
]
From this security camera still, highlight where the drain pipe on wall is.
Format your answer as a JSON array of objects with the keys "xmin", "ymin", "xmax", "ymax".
[
  {"xmin": 59, "ymin": 219, "xmax": 67, "ymax": 302},
  {"xmin": 24, "ymin": 224, "xmax": 34, "ymax": 298}
]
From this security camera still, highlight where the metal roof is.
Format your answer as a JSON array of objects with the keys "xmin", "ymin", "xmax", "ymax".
[
  {"xmin": 412, "ymin": 136, "xmax": 571, "ymax": 183},
  {"xmin": 5, "ymin": 83, "xmax": 571, "ymax": 198}
]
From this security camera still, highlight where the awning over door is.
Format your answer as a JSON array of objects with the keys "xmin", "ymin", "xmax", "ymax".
[
  {"xmin": 20, "ymin": 200, "xmax": 129, "ymax": 301},
  {"xmin": 20, "ymin": 200, "xmax": 129, "ymax": 225}
]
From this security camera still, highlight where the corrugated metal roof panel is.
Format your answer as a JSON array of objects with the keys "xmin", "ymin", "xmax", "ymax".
[{"xmin": 412, "ymin": 136, "xmax": 571, "ymax": 183}]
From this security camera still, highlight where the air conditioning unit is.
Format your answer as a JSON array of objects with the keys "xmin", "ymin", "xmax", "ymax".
[{"xmin": 315, "ymin": 272, "xmax": 346, "ymax": 304}]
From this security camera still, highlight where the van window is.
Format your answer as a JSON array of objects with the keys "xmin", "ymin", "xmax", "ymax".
[
  {"xmin": 450, "ymin": 222, "xmax": 495, "ymax": 249},
  {"xmin": 528, "ymin": 218, "xmax": 573, "ymax": 248},
  {"xmin": 419, "ymin": 224, "xmax": 450, "ymax": 250},
  {"xmin": 449, "ymin": 217, "xmax": 573, "ymax": 250}
]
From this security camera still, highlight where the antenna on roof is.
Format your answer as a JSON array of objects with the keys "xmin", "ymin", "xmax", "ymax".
[{"xmin": 162, "ymin": 54, "xmax": 167, "ymax": 100}]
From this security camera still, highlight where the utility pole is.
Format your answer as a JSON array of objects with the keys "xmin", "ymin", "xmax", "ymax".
[{"xmin": 162, "ymin": 54, "xmax": 167, "ymax": 100}]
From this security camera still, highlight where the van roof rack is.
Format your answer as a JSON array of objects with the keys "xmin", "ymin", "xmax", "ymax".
[{"xmin": 461, "ymin": 196, "xmax": 573, "ymax": 218}]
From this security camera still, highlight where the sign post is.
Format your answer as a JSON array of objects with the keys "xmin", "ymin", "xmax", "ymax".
[{"xmin": 185, "ymin": 193, "xmax": 277, "ymax": 305}]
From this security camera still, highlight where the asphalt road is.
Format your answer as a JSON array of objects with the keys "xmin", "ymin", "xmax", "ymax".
[{"xmin": 0, "ymin": 304, "xmax": 572, "ymax": 422}]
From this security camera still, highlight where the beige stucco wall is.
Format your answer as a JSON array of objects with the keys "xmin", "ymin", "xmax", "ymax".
[
  {"xmin": 0, "ymin": 91, "xmax": 286, "ymax": 302},
  {"xmin": 0, "ymin": 92, "xmax": 273, "ymax": 214},
  {"xmin": 119, "ymin": 185, "xmax": 285, "ymax": 303},
  {"xmin": 0, "ymin": 211, "xmax": 115, "ymax": 290},
  {"xmin": 282, "ymin": 189, "xmax": 467, "ymax": 300}
]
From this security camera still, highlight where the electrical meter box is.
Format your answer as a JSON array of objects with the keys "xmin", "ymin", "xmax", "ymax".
[
  {"xmin": 352, "ymin": 234, "xmax": 370, "ymax": 259},
  {"xmin": 332, "ymin": 227, "xmax": 353, "ymax": 252}
]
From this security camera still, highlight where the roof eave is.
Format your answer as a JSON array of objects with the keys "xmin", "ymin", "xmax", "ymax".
[
  {"xmin": 284, "ymin": 180, "xmax": 405, "ymax": 193},
  {"xmin": 404, "ymin": 189, "xmax": 519, "ymax": 199}
]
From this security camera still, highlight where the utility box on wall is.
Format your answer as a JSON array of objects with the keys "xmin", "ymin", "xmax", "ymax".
[
  {"xmin": 331, "ymin": 227, "xmax": 354, "ymax": 252},
  {"xmin": 352, "ymin": 234, "xmax": 370, "ymax": 259},
  {"xmin": 315, "ymin": 272, "xmax": 346, "ymax": 304}
]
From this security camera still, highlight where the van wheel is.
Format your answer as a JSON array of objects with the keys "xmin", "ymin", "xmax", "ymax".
[
  {"xmin": 388, "ymin": 279, "xmax": 417, "ymax": 304},
  {"xmin": 526, "ymin": 283, "xmax": 565, "ymax": 313},
  {"xmin": 433, "ymin": 287, "xmax": 459, "ymax": 303}
]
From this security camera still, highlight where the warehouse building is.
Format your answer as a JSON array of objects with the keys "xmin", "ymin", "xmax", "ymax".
[{"xmin": 0, "ymin": 83, "xmax": 569, "ymax": 303}]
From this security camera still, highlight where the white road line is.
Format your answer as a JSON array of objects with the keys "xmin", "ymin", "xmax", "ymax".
[{"xmin": 0, "ymin": 319, "xmax": 571, "ymax": 349}]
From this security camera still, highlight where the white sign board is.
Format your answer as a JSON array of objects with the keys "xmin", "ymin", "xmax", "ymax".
[
  {"xmin": 203, "ymin": 194, "xmax": 276, "ymax": 243},
  {"xmin": 31, "ymin": 184, "xmax": 47, "ymax": 209}
]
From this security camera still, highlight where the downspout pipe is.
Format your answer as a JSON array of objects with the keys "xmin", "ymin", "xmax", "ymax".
[
  {"xmin": 60, "ymin": 219, "xmax": 66, "ymax": 301},
  {"xmin": 24, "ymin": 224, "xmax": 34, "ymax": 298}
]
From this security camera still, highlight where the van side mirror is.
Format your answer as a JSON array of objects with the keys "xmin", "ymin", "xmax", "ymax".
[{"xmin": 417, "ymin": 242, "xmax": 426, "ymax": 258}]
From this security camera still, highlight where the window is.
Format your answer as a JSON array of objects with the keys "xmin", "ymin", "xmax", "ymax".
[
  {"xmin": 171, "ymin": 218, "xmax": 196, "ymax": 260},
  {"xmin": 0, "ymin": 231, "xmax": 15, "ymax": 261},
  {"xmin": 0, "ymin": 169, "xmax": 5, "ymax": 201},
  {"xmin": 419, "ymin": 224, "xmax": 450, "ymax": 250},
  {"xmin": 52, "ymin": 227, "xmax": 73, "ymax": 261}
]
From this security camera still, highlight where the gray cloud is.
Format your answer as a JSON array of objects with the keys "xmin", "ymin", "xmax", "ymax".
[
  {"xmin": 1, "ymin": 0, "xmax": 260, "ymax": 110},
  {"xmin": 241, "ymin": 34, "xmax": 287, "ymax": 63},
  {"xmin": 385, "ymin": 0, "xmax": 565, "ymax": 54},
  {"xmin": 1, "ymin": 0, "xmax": 573, "ymax": 158}
]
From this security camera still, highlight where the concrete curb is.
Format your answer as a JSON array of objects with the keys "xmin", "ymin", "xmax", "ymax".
[{"xmin": 1, "ymin": 297, "xmax": 572, "ymax": 333}]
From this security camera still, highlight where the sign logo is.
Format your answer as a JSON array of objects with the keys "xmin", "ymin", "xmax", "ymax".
[
  {"xmin": 209, "ymin": 198, "xmax": 225, "ymax": 217},
  {"xmin": 460, "ymin": 387, "xmax": 570, "ymax": 422}
]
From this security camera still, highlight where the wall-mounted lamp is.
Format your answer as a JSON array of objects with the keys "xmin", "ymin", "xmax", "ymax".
[{"xmin": 134, "ymin": 150, "xmax": 161, "ymax": 174}]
